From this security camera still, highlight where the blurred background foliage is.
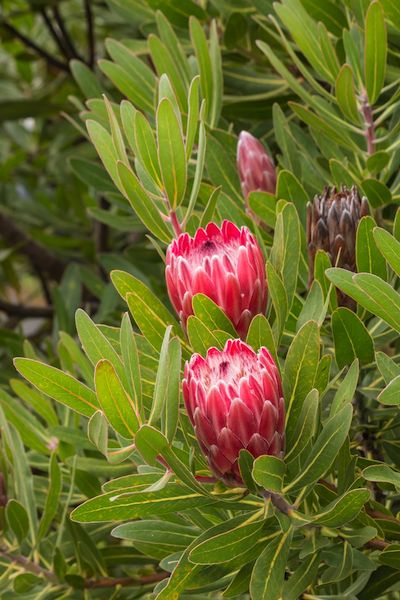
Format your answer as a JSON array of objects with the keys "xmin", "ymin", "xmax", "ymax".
[{"xmin": 2, "ymin": 0, "xmax": 400, "ymax": 598}]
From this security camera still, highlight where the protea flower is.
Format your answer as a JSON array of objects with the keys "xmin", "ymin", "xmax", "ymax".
[
  {"xmin": 237, "ymin": 131, "xmax": 276, "ymax": 198},
  {"xmin": 307, "ymin": 186, "xmax": 369, "ymax": 306},
  {"xmin": 183, "ymin": 339, "xmax": 284, "ymax": 486},
  {"xmin": 165, "ymin": 221, "xmax": 266, "ymax": 338}
]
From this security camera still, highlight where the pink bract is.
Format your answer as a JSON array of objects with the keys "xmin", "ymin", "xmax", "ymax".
[
  {"xmin": 165, "ymin": 220, "xmax": 267, "ymax": 338},
  {"xmin": 183, "ymin": 339, "xmax": 285, "ymax": 486},
  {"xmin": 237, "ymin": 131, "xmax": 276, "ymax": 198}
]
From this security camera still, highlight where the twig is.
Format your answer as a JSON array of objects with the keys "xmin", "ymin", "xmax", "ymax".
[
  {"xmin": 84, "ymin": 572, "xmax": 168, "ymax": 589},
  {"xmin": 52, "ymin": 6, "xmax": 84, "ymax": 61},
  {"xmin": 0, "ymin": 21, "xmax": 69, "ymax": 72},
  {"xmin": 169, "ymin": 210, "xmax": 182, "ymax": 237},
  {"xmin": 0, "ymin": 551, "xmax": 57, "ymax": 584},
  {"xmin": 0, "ymin": 213, "xmax": 65, "ymax": 281},
  {"xmin": 83, "ymin": 0, "xmax": 95, "ymax": 68},
  {"xmin": 39, "ymin": 8, "xmax": 71, "ymax": 59},
  {"xmin": 0, "ymin": 300, "xmax": 53, "ymax": 319},
  {"xmin": 0, "ymin": 550, "xmax": 167, "ymax": 589}
]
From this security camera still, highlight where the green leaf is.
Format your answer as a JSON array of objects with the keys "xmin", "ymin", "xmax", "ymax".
[
  {"xmin": 282, "ymin": 551, "xmax": 320, "ymax": 600},
  {"xmin": 149, "ymin": 36, "xmax": 188, "ymax": 112},
  {"xmin": 71, "ymin": 59, "xmax": 103, "ymax": 99},
  {"xmin": 86, "ymin": 120, "xmax": 119, "ymax": 189},
  {"xmin": 75, "ymin": 309, "xmax": 128, "ymax": 391},
  {"xmin": 95, "ymin": 360, "xmax": 140, "ymax": 438},
  {"xmin": 289, "ymin": 102, "xmax": 357, "ymax": 150},
  {"xmin": 266, "ymin": 261, "xmax": 288, "ymax": 345},
  {"xmin": 187, "ymin": 316, "xmax": 231, "ymax": 354},
  {"xmin": 192, "ymin": 293, "xmax": 236, "ymax": 336},
  {"xmin": 163, "ymin": 338, "xmax": 182, "ymax": 443},
  {"xmin": 367, "ymin": 150, "xmax": 390, "ymax": 173},
  {"xmin": 186, "ymin": 76, "xmax": 200, "ymax": 159},
  {"xmin": 326, "ymin": 268, "xmax": 400, "ymax": 332},
  {"xmin": 117, "ymin": 161, "xmax": 172, "ymax": 243},
  {"xmin": 361, "ymin": 178, "xmax": 391, "ymax": 208},
  {"xmin": 364, "ymin": 0, "xmax": 387, "ymax": 105},
  {"xmin": 336, "ymin": 64, "xmax": 360, "ymax": 123},
  {"xmin": 246, "ymin": 314, "xmax": 277, "ymax": 364},
  {"xmin": 284, "ymin": 404, "xmax": 353, "ymax": 493},
  {"xmin": 356, "ymin": 216, "xmax": 387, "ymax": 279},
  {"xmin": 285, "ymin": 388, "xmax": 319, "ymax": 463},
  {"xmin": 14, "ymin": 358, "xmax": 98, "ymax": 417},
  {"xmin": 6, "ymin": 499, "xmax": 29, "ymax": 544},
  {"xmin": 379, "ymin": 545, "xmax": 400, "ymax": 570},
  {"xmin": 283, "ymin": 321, "xmax": 320, "ymax": 438},
  {"xmin": 189, "ymin": 516, "xmax": 265, "ymax": 565},
  {"xmin": 112, "ymin": 520, "xmax": 197, "ymax": 559},
  {"xmin": 276, "ymin": 170, "xmax": 308, "ymax": 225},
  {"xmin": 378, "ymin": 375, "xmax": 400, "ymax": 405},
  {"xmin": 149, "ymin": 326, "xmax": 173, "ymax": 425},
  {"xmin": 332, "ymin": 308, "xmax": 374, "ymax": 369},
  {"xmin": 363, "ymin": 464, "xmax": 400, "ymax": 490},
  {"xmin": 252, "ymin": 456, "xmax": 286, "ymax": 492},
  {"xmin": 250, "ymin": 528, "xmax": 293, "ymax": 600},
  {"xmin": 297, "ymin": 280, "xmax": 327, "ymax": 331},
  {"xmin": 312, "ymin": 489, "xmax": 370, "ymax": 527},
  {"xmin": 156, "ymin": 10, "xmax": 191, "ymax": 84},
  {"xmin": 134, "ymin": 424, "xmax": 167, "ymax": 466},
  {"xmin": 133, "ymin": 111, "xmax": 162, "ymax": 187},
  {"xmin": 71, "ymin": 483, "xmax": 212, "ymax": 523},
  {"xmin": 87, "ymin": 410, "xmax": 109, "ymax": 454},
  {"xmin": 190, "ymin": 18, "xmax": 213, "ymax": 126},
  {"xmin": 104, "ymin": 95, "xmax": 129, "ymax": 167},
  {"xmin": 376, "ymin": 351, "xmax": 400, "ymax": 384},
  {"xmin": 120, "ymin": 313, "xmax": 142, "ymax": 417},
  {"xmin": 38, "ymin": 454, "xmax": 62, "ymax": 541},
  {"xmin": 270, "ymin": 202, "xmax": 301, "ymax": 309},
  {"xmin": 248, "ymin": 192, "xmax": 277, "ymax": 229},
  {"xmin": 157, "ymin": 98, "xmax": 187, "ymax": 208},
  {"xmin": 111, "ymin": 270, "xmax": 181, "ymax": 351},
  {"xmin": 330, "ymin": 359, "xmax": 359, "ymax": 417},
  {"xmin": 209, "ymin": 20, "xmax": 223, "ymax": 128},
  {"xmin": 373, "ymin": 227, "xmax": 400, "ymax": 278}
]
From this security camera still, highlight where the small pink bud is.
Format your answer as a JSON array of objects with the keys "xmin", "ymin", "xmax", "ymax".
[
  {"xmin": 165, "ymin": 221, "xmax": 267, "ymax": 338},
  {"xmin": 183, "ymin": 339, "xmax": 285, "ymax": 485},
  {"xmin": 237, "ymin": 131, "xmax": 276, "ymax": 198}
]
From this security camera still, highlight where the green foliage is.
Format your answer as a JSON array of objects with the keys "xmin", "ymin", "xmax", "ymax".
[{"xmin": 2, "ymin": 1, "xmax": 400, "ymax": 599}]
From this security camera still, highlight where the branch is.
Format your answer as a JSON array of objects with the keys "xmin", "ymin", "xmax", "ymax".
[
  {"xmin": 0, "ymin": 21, "xmax": 69, "ymax": 73},
  {"xmin": 0, "ymin": 550, "xmax": 168, "ymax": 589},
  {"xmin": 83, "ymin": 0, "xmax": 95, "ymax": 68},
  {"xmin": 39, "ymin": 8, "xmax": 71, "ymax": 59},
  {"xmin": 84, "ymin": 572, "xmax": 168, "ymax": 589},
  {"xmin": 0, "ymin": 300, "xmax": 53, "ymax": 319},
  {"xmin": 0, "ymin": 213, "xmax": 65, "ymax": 281},
  {"xmin": 52, "ymin": 6, "xmax": 84, "ymax": 61}
]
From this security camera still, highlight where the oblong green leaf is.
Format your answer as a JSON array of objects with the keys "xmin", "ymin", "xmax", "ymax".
[
  {"xmin": 364, "ymin": 0, "xmax": 387, "ymax": 105},
  {"xmin": 373, "ymin": 226, "xmax": 400, "ymax": 278},
  {"xmin": 336, "ymin": 64, "xmax": 360, "ymax": 123},
  {"xmin": 95, "ymin": 359, "xmax": 140, "ymax": 438},
  {"xmin": 312, "ymin": 489, "xmax": 370, "ymax": 527},
  {"xmin": 14, "ymin": 358, "xmax": 98, "ymax": 417},
  {"xmin": 332, "ymin": 308, "xmax": 374, "ymax": 369},
  {"xmin": 157, "ymin": 98, "xmax": 187, "ymax": 208},
  {"xmin": 252, "ymin": 456, "xmax": 286, "ymax": 492},
  {"xmin": 250, "ymin": 528, "xmax": 293, "ymax": 600}
]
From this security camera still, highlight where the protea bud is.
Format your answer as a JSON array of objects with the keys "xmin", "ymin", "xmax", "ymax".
[
  {"xmin": 237, "ymin": 131, "xmax": 276, "ymax": 198},
  {"xmin": 307, "ymin": 186, "xmax": 369, "ymax": 306},
  {"xmin": 165, "ymin": 221, "xmax": 266, "ymax": 338},
  {"xmin": 183, "ymin": 339, "xmax": 284, "ymax": 486}
]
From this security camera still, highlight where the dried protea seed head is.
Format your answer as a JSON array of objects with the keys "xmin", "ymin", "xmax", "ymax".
[
  {"xmin": 307, "ymin": 186, "xmax": 369, "ymax": 306},
  {"xmin": 165, "ymin": 221, "xmax": 267, "ymax": 338},
  {"xmin": 183, "ymin": 339, "xmax": 285, "ymax": 486},
  {"xmin": 237, "ymin": 131, "xmax": 276, "ymax": 198}
]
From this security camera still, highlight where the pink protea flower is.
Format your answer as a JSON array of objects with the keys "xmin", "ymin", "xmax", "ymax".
[
  {"xmin": 237, "ymin": 131, "xmax": 276, "ymax": 198},
  {"xmin": 183, "ymin": 339, "xmax": 285, "ymax": 486},
  {"xmin": 165, "ymin": 221, "xmax": 267, "ymax": 338}
]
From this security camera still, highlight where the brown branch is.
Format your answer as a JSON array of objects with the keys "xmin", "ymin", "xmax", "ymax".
[
  {"xmin": 52, "ymin": 6, "xmax": 84, "ymax": 61},
  {"xmin": 0, "ymin": 551, "xmax": 57, "ymax": 584},
  {"xmin": 0, "ymin": 550, "xmax": 167, "ymax": 589},
  {"xmin": 84, "ymin": 572, "xmax": 168, "ymax": 589},
  {"xmin": 0, "ymin": 213, "xmax": 65, "ymax": 281},
  {"xmin": 0, "ymin": 21, "xmax": 69, "ymax": 73},
  {"xmin": 39, "ymin": 8, "xmax": 70, "ymax": 59},
  {"xmin": 84, "ymin": 0, "xmax": 95, "ymax": 68},
  {"xmin": 0, "ymin": 300, "xmax": 53, "ymax": 319}
]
